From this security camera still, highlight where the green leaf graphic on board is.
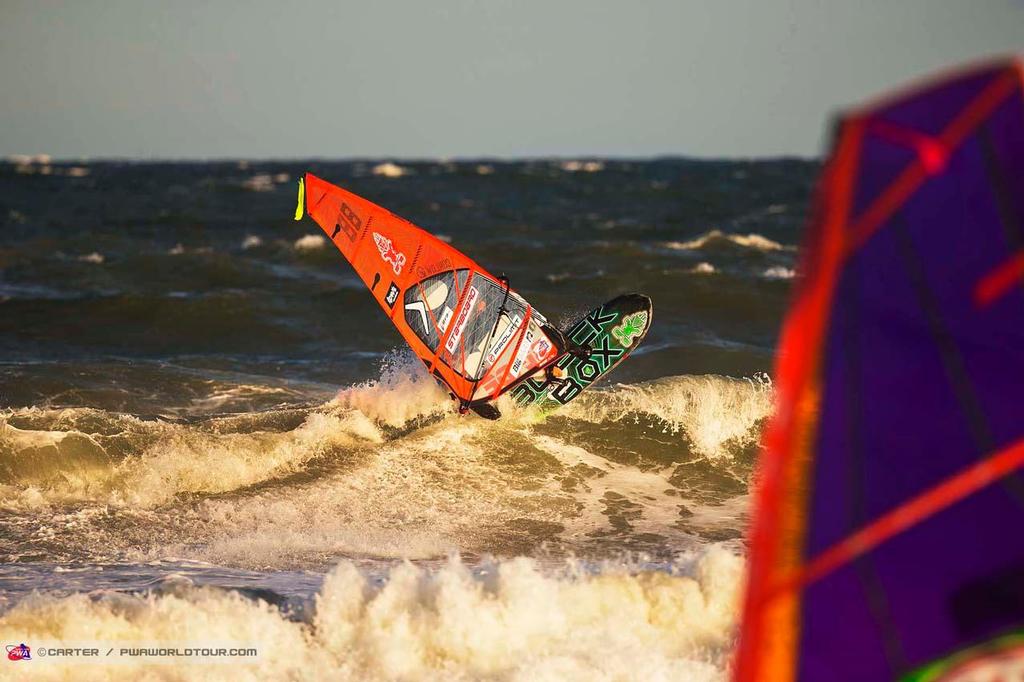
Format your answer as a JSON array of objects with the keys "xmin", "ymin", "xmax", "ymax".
[{"xmin": 611, "ymin": 311, "xmax": 647, "ymax": 347}]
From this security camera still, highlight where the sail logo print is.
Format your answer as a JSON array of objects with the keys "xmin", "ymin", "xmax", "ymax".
[
  {"xmin": 509, "ymin": 329, "xmax": 535, "ymax": 376},
  {"xmin": 438, "ymin": 306, "xmax": 454, "ymax": 333},
  {"xmin": 611, "ymin": 311, "xmax": 647, "ymax": 347},
  {"xmin": 7, "ymin": 644, "xmax": 30, "ymax": 661},
  {"xmin": 385, "ymin": 283, "xmax": 400, "ymax": 309},
  {"xmin": 485, "ymin": 314, "xmax": 522, "ymax": 365},
  {"xmin": 331, "ymin": 202, "xmax": 362, "ymax": 241},
  {"xmin": 445, "ymin": 286, "xmax": 479, "ymax": 353},
  {"xmin": 526, "ymin": 337, "xmax": 552, "ymax": 366},
  {"xmin": 373, "ymin": 232, "xmax": 406, "ymax": 275}
]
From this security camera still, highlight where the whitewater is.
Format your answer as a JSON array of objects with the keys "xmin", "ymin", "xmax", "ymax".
[{"xmin": 0, "ymin": 156, "xmax": 813, "ymax": 679}]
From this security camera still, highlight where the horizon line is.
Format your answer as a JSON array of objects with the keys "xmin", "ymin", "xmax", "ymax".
[{"xmin": 3, "ymin": 152, "xmax": 822, "ymax": 165}]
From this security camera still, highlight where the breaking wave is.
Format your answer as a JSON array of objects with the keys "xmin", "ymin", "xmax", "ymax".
[
  {"xmin": 689, "ymin": 262, "xmax": 717, "ymax": 275},
  {"xmin": 0, "ymin": 408, "xmax": 383, "ymax": 510},
  {"xmin": 333, "ymin": 351, "xmax": 451, "ymax": 428},
  {"xmin": 664, "ymin": 230, "xmax": 792, "ymax": 253},
  {"xmin": 762, "ymin": 266, "xmax": 796, "ymax": 280},
  {"xmin": 372, "ymin": 162, "xmax": 411, "ymax": 178},
  {"xmin": 562, "ymin": 373, "xmax": 773, "ymax": 461},
  {"xmin": 293, "ymin": 234, "xmax": 328, "ymax": 251},
  {"xmin": 0, "ymin": 359, "xmax": 771, "ymax": 566},
  {"xmin": 0, "ymin": 547, "xmax": 742, "ymax": 681}
]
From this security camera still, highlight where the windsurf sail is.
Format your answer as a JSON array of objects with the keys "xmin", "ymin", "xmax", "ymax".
[
  {"xmin": 737, "ymin": 58, "xmax": 1024, "ymax": 680},
  {"xmin": 296, "ymin": 173, "xmax": 561, "ymax": 411}
]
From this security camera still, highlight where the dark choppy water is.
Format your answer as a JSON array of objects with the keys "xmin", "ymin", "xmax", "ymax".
[{"xmin": 0, "ymin": 157, "xmax": 814, "ymax": 680}]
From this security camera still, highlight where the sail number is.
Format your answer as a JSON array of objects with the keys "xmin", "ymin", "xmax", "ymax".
[{"xmin": 332, "ymin": 203, "xmax": 362, "ymax": 241}]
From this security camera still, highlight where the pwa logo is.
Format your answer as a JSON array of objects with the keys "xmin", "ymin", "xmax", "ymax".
[
  {"xmin": 373, "ymin": 232, "xmax": 406, "ymax": 275},
  {"xmin": 6, "ymin": 643, "xmax": 30, "ymax": 661}
]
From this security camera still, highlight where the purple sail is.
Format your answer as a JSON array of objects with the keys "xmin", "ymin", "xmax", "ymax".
[{"xmin": 737, "ymin": 58, "xmax": 1024, "ymax": 681}]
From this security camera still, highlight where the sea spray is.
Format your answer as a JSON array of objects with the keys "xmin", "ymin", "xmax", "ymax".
[
  {"xmin": 0, "ymin": 548, "xmax": 742, "ymax": 681},
  {"xmin": 1, "ymin": 371, "xmax": 769, "ymax": 566},
  {"xmin": 333, "ymin": 350, "xmax": 451, "ymax": 428},
  {"xmin": 0, "ymin": 408, "xmax": 382, "ymax": 509},
  {"xmin": 560, "ymin": 374, "xmax": 774, "ymax": 460}
]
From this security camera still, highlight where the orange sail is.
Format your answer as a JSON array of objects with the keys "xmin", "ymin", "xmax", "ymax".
[{"xmin": 298, "ymin": 173, "xmax": 561, "ymax": 410}]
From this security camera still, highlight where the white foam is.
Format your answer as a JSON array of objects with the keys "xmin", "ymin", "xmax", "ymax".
[
  {"xmin": 178, "ymin": 422, "xmax": 498, "ymax": 565},
  {"xmin": 685, "ymin": 494, "xmax": 751, "ymax": 535},
  {"xmin": 294, "ymin": 234, "xmax": 327, "ymax": 251},
  {"xmin": 0, "ymin": 549, "xmax": 741, "ymax": 681},
  {"xmin": 560, "ymin": 160, "xmax": 605, "ymax": 173},
  {"xmin": 762, "ymin": 266, "xmax": 795, "ymax": 280},
  {"xmin": 7, "ymin": 153, "xmax": 51, "ymax": 165},
  {"xmin": 242, "ymin": 174, "xmax": 275, "ymax": 192},
  {"xmin": 241, "ymin": 235, "xmax": 263, "ymax": 250},
  {"xmin": 11, "ymin": 156, "xmax": 54, "ymax": 175},
  {"xmin": 0, "ymin": 408, "xmax": 383, "ymax": 510},
  {"xmin": 561, "ymin": 374, "xmax": 774, "ymax": 461},
  {"xmin": 665, "ymin": 229, "xmax": 791, "ymax": 253},
  {"xmin": 77, "ymin": 252, "xmax": 105, "ymax": 264},
  {"xmin": 0, "ymin": 372, "xmax": 766, "ymax": 566},
  {"xmin": 372, "ymin": 162, "xmax": 410, "ymax": 178},
  {"xmin": 184, "ymin": 384, "xmax": 300, "ymax": 414},
  {"xmin": 528, "ymin": 434, "xmax": 700, "ymax": 544},
  {"xmin": 333, "ymin": 351, "xmax": 451, "ymax": 428},
  {"xmin": 689, "ymin": 262, "xmax": 716, "ymax": 275}
]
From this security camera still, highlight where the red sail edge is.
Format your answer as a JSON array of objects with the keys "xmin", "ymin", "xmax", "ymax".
[
  {"xmin": 736, "ymin": 57, "xmax": 1024, "ymax": 681},
  {"xmin": 300, "ymin": 173, "xmax": 560, "ymax": 408}
]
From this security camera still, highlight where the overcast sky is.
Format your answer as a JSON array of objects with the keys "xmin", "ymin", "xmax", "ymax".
[{"xmin": 2, "ymin": 0, "xmax": 1021, "ymax": 159}]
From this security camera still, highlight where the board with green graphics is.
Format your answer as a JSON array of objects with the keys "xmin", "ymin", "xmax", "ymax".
[{"xmin": 510, "ymin": 293, "xmax": 652, "ymax": 411}]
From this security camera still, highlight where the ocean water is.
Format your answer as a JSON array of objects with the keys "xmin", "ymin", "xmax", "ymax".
[{"xmin": 0, "ymin": 157, "xmax": 816, "ymax": 680}]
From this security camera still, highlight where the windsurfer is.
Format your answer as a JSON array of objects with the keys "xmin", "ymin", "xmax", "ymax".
[{"xmin": 540, "ymin": 323, "xmax": 591, "ymax": 382}]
